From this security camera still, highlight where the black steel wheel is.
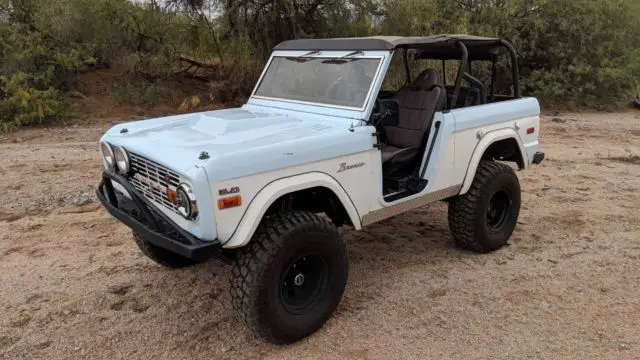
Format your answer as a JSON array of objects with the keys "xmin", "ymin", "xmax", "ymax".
[
  {"xmin": 280, "ymin": 254, "xmax": 329, "ymax": 315},
  {"xmin": 486, "ymin": 190, "xmax": 512, "ymax": 230}
]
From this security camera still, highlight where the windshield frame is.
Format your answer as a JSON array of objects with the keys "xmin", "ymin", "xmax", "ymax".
[{"xmin": 249, "ymin": 50, "xmax": 388, "ymax": 115}]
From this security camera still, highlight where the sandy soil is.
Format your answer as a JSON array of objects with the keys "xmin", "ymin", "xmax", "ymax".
[{"xmin": 1, "ymin": 112, "xmax": 639, "ymax": 360}]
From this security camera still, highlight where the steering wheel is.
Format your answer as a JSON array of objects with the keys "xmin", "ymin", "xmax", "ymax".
[
  {"xmin": 374, "ymin": 97, "xmax": 384, "ymax": 112},
  {"xmin": 369, "ymin": 98, "xmax": 380, "ymax": 123},
  {"xmin": 325, "ymin": 77, "xmax": 370, "ymax": 107},
  {"xmin": 369, "ymin": 98, "xmax": 390, "ymax": 125}
]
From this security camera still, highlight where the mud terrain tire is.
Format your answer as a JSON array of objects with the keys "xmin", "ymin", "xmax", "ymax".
[
  {"xmin": 448, "ymin": 161, "xmax": 521, "ymax": 253},
  {"xmin": 132, "ymin": 231, "xmax": 202, "ymax": 268},
  {"xmin": 230, "ymin": 211, "xmax": 348, "ymax": 344}
]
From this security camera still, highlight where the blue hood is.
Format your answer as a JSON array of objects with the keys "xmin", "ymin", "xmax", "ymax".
[
  {"xmin": 102, "ymin": 106, "xmax": 374, "ymax": 181},
  {"xmin": 105, "ymin": 108, "xmax": 333, "ymax": 169}
]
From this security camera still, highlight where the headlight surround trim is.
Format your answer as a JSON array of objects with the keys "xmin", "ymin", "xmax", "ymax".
[
  {"xmin": 113, "ymin": 146, "xmax": 130, "ymax": 175},
  {"xmin": 176, "ymin": 183, "xmax": 198, "ymax": 220},
  {"xmin": 100, "ymin": 141, "xmax": 115, "ymax": 169}
]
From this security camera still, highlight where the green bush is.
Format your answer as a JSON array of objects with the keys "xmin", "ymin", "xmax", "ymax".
[
  {"xmin": 379, "ymin": 0, "xmax": 640, "ymax": 110},
  {"xmin": 0, "ymin": 4, "xmax": 94, "ymax": 130},
  {"xmin": 506, "ymin": 0, "xmax": 640, "ymax": 109},
  {"xmin": 0, "ymin": 73, "xmax": 70, "ymax": 131}
]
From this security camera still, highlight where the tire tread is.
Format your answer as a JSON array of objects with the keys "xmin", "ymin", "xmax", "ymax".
[
  {"xmin": 448, "ymin": 161, "xmax": 519, "ymax": 253},
  {"xmin": 230, "ymin": 211, "xmax": 346, "ymax": 344}
]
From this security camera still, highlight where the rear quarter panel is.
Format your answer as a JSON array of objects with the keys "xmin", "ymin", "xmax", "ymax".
[{"xmin": 451, "ymin": 97, "xmax": 541, "ymax": 191}]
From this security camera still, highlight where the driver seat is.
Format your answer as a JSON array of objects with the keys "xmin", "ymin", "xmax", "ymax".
[{"xmin": 380, "ymin": 68, "xmax": 445, "ymax": 177}]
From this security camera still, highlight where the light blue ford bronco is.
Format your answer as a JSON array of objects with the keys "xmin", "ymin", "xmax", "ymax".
[{"xmin": 96, "ymin": 35, "xmax": 545, "ymax": 344}]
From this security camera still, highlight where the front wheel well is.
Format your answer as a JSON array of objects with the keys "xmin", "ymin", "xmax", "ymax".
[
  {"xmin": 481, "ymin": 138, "xmax": 525, "ymax": 169},
  {"xmin": 264, "ymin": 187, "xmax": 352, "ymax": 227}
]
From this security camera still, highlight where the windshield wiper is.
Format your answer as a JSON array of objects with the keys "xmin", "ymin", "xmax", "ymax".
[
  {"xmin": 285, "ymin": 50, "xmax": 321, "ymax": 63},
  {"xmin": 321, "ymin": 50, "xmax": 364, "ymax": 64},
  {"xmin": 341, "ymin": 50, "xmax": 363, "ymax": 58},
  {"xmin": 302, "ymin": 50, "xmax": 321, "ymax": 57},
  {"xmin": 288, "ymin": 50, "xmax": 364, "ymax": 64}
]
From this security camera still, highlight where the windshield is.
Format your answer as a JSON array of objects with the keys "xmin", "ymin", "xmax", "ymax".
[{"xmin": 253, "ymin": 56, "xmax": 382, "ymax": 109}]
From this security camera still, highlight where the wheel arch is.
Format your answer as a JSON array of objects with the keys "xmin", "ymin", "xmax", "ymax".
[
  {"xmin": 459, "ymin": 129, "xmax": 526, "ymax": 195},
  {"xmin": 222, "ymin": 172, "xmax": 361, "ymax": 249}
]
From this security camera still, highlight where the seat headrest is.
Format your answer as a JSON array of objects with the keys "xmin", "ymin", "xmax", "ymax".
[{"xmin": 409, "ymin": 68, "xmax": 439, "ymax": 90}]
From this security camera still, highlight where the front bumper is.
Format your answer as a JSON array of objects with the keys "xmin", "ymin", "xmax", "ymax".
[{"xmin": 96, "ymin": 170, "xmax": 227, "ymax": 262}]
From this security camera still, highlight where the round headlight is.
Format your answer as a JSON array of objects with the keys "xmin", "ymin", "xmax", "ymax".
[
  {"xmin": 100, "ymin": 142, "xmax": 114, "ymax": 169},
  {"xmin": 113, "ymin": 146, "xmax": 130, "ymax": 174},
  {"xmin": 175, "ymin": 184, "xmax": 198, "ymax": 220}
]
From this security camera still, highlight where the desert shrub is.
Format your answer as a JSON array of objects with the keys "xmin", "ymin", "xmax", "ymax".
[
  {"xmin": 0, "ymin": 73, "xmax": 70, "ymax": 131},
  {"xmin": 1, "ymin": 0, "xmax": 639, "ymax": 131},
  {"xmin": 111, "ymin": 80, "xmax": 169, "ymax": 106},
  {"xmin": 0, "ymin": 0, "xmax": 213, "ymax": 129},
  {"xmin": 0, "ymin": 3, "xmax": 95, "ymax": 130},
  {"xmin": 379, "ymin": 0, "xmax": 640, "ymax": 109},
  {"xmin": 501, "ymin": 0, "xmax": 640, "ymax": 109}
]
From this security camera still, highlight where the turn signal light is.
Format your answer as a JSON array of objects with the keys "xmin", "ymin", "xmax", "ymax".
[
  {"xmin": 166, "ymin": 189, "xmax": 177, "ymax": 203},
  {"xmin": 218, "ymin": 196, "xmax": 242, "ymax": 209}
]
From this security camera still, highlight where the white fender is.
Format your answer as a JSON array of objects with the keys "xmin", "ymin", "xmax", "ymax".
[
  {"xmin": 459, "ymin": 128, "xmax": 526, "ymax": 195},
  {"xmin": 222, "ymin": 172, "xmax": 362, "ymax": 249}
]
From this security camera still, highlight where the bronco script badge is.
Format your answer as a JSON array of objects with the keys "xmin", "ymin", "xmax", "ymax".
[{"xmin": 337, "ymin": 162, "xmax": 365, "ymax": 173}]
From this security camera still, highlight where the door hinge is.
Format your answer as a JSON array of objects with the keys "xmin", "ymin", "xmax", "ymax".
[{"xmin": 372, "ymin": 132, "xmax": 381, "ymax": 149}]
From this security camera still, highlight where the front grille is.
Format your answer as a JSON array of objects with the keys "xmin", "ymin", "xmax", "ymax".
[{"xmin": 128, "ymin": 152, "xmax": 181, "ymax": 214}]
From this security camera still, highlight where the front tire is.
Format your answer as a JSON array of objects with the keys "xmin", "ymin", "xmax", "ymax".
[
  {"xmin": 448, "ymin": 161, "xmax": 521, "ymax": 253},
  {"xmin": 230, "ymin": 211, "xmax": 348, "ymax": 344}
]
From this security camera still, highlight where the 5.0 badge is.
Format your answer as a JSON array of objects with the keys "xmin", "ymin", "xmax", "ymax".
[{"xmin": 219, "ymin": 186, "xmax": 240, "ymax": 196}]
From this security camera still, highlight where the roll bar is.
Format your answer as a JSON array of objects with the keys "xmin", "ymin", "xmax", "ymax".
[
  {"xmin": 399, "ymin": 38, "xmax": 521, "ymax": 110},
  {"xmin": 500, "ymin": 39, "xmax": 521, "ymax": 98},
  {"xmin": 449, "ymin": 41, "xmax": 468, "ymax": 110}
]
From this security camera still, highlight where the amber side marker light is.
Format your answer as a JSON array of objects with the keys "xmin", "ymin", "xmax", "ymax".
[
  {"xmin": 218, "ymin": 196, "xmax": 242, "ymax": 209},
  {"xmin": 166, "ymin": 189, "xmax": 177, "ymax": 203}
]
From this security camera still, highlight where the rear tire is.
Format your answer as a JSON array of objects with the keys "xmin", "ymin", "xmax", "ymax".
[
  {"xmin": 230, "ymin": 211, "xmax": 348, "ymax": 344},
  {"xmin": 132, "ymin": 231, "xmax": 202, "ymax": 268},
  {"xmin": 448, "ymin": 161, "xmax": 521, "ymax": 253}
]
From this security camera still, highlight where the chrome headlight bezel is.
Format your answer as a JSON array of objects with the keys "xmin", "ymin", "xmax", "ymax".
[
  {"xmin": 113, "ymin": 146, "xmax": 130, "ymax": 175},
  {"xmin": 176, "ymin": 183, "xmax": 198, "ymax": 220},
  {"xmin": 100, "ymin": 141, "xmax": 115, "ymax": 169}
]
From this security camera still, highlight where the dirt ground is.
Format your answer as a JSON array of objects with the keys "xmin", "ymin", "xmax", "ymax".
[{"xmin": 1, "ymin": 112, "xmax": 639, "ymax": 360}]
